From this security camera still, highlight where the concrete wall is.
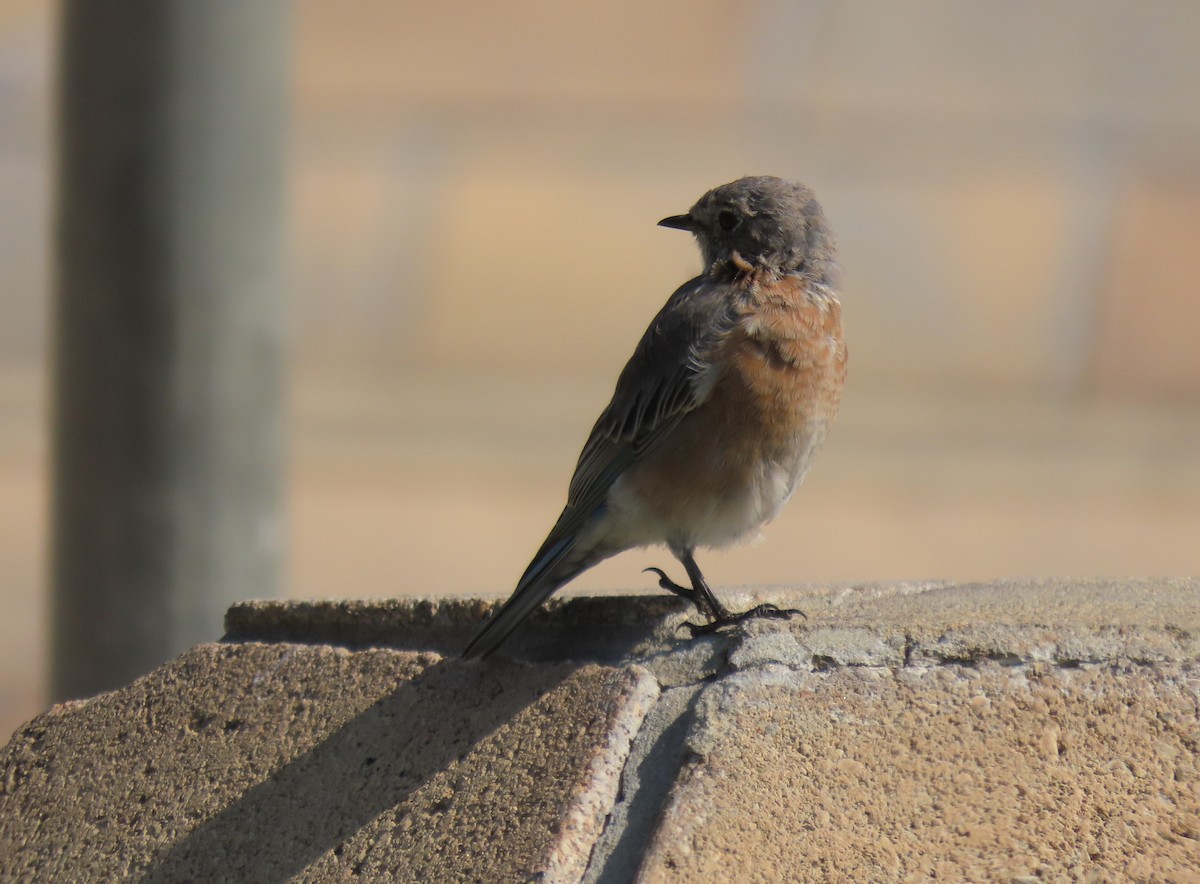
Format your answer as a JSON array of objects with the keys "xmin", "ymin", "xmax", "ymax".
[{"xmin": 2, "ymin": 582, "xmax": 1198, "ymax": 880}]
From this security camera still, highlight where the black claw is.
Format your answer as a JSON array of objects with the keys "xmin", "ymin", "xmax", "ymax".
[
  {"xmin": 682, "ymin": 603, "xmax": 807, "ymax": 637},
  {"xmin": 643, "ymin": 566, "xmax": 689, "ymax": 595},
  {"xmin": 643, "ymin": 567, "xmax": 708, "ymax": 615},
  {"xmin": 643, "ymin": 568, "xmax": 715, "ymax": 618}
]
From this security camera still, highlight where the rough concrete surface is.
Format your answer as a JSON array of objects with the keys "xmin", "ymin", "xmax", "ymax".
[
  {"xmin": 640, "ymin": 664, "xmax": 1200, "ymax": 882},
  {"xmin": 0, "ymin": 643, "xmax": 657, "ymax": 882},
  {"xmin": 1, "ymin": 577, "xmax": 1198, "ymax": 881}
]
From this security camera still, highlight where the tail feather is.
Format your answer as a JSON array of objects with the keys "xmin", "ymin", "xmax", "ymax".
[
  {"xmin": 465, "ymin": 501, "xmax": 619, "ymax": 659},
  {"xmin": 462, "ymin": 535, "xmax": 583, "ymax": 659}
]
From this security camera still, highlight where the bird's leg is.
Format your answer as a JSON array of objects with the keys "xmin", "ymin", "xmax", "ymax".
[
  {"xmin": 644, "ymin": 547, "xmax": 733, "ymax": 621},
  {"xmin": 646, "ymin": 550, "xmax": 807, "ymax": 633},
  {"xmin": 643, "ymin": 551, "xmax": 755, "ymax": 622},
  {"xmin": 679, "ymin": 550, "xmax": 806, "ymax": 636},
  {"xmin": 643, "ymin": 567, "xmax": 713, "ymax": 619},
  {"xmin": 678, "ymin": 550, "xmax": 733, "ymax": 621}
]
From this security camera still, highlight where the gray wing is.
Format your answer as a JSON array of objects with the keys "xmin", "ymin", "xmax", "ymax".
[
  {"xmin": 461, "ymin": 277, "xmax": 736, "ymax": 659},
  {"xmin": 553, "ymin": 276, "xmax": 737, "ymax": 547}
]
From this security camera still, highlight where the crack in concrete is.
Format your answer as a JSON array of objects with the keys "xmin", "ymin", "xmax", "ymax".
[{"xmin": 581, "ymin": 684, "xmax": 703, "ymax": 884}]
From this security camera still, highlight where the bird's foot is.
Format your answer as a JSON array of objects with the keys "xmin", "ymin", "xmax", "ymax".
[
  {"xmin": 683, "ymin": 603, "xmax": 807, "ymax": 637},
  {"xmin": 644, "ymin": 567, "xmax": 714, "ymax": 618}
]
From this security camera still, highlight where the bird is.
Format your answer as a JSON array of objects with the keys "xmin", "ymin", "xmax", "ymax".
[{"xmin": 462, "ymin": 175, "xmax": 847, "ymax": 659}]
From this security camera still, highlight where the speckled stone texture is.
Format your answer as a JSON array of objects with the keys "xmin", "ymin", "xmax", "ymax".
[
  {"xmin": 0, "ymin": 644, "xmax": 658, "ymax": 882},
  {"xmin": 639, "ymin": 663, "xmax": 1200, "ymax": 882},
  {"xmin": 1, "ymin": 578, "xmax": 1198, "ymax": 881}
]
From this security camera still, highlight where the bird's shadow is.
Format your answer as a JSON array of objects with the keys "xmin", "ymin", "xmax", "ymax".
[{"xmin": 138, "ymin": 656, "xmax": 577, "ymax": 883}]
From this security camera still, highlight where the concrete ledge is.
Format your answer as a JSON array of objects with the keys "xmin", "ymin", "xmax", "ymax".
[
  {"xmin": 2, "ymin": 578, "xmax": 1198, "ymax": 881},
  {"xmin": 226, "ymin": 577, "xmax": 1200, "ymax": 676}
]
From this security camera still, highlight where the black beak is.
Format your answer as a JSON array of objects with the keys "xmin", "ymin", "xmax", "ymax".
[{"xmin": 657, "ymin": 213, "xmax": 696, "ymax": 231}]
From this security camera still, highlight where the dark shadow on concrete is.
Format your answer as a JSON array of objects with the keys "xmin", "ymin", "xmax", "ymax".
[
  {"xmin": 223, "ymin": 594, "xmax": 690, "ymax": 662},
  {"xmin": 138, "ymin": 657, "xmax": 576, "ymax": 883}
]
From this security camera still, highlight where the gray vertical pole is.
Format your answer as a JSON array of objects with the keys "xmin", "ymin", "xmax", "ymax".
[{"xmin": 51, "ymin": 1, "xmax": 290, "ymax": 700}]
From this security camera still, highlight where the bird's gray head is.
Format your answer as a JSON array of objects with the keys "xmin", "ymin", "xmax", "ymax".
[{"xmin": 659, "ymin": 176, "xmax": 835, "ymax": 280}]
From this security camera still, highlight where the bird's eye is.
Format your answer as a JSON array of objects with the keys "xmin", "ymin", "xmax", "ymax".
[{"xmin": 717, "ymin": 209, "xmax": 740, "ymax": 232}]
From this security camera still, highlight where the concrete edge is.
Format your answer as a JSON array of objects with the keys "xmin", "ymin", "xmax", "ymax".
[{"xmin": 546, "ymin": 666, "xmax": 661, "ymax": 883}]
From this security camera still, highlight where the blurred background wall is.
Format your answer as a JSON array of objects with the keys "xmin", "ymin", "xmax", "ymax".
[{"xmin": 2, "ymin": 0, "xmax": 1199, "ymax": 735}]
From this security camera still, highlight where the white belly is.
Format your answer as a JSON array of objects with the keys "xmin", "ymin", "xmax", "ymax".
[{"xmin": 602, "ymin": 419, "xmax": 828, "ymax": 553}]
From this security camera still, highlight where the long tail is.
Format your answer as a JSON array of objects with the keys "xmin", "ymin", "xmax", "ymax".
[{"xmin": 462, "ymin": 516, "xmax": 606, "ymax": 659}]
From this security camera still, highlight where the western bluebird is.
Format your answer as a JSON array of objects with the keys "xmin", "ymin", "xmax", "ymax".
[{"xmin": 463, "ymin": 176, "xmax": 846, "ymax": 659}]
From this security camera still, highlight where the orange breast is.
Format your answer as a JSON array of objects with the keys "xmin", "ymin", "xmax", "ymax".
[{"xmin": 621, "ymin": 280, "xmax": 847, "ymax": 531}]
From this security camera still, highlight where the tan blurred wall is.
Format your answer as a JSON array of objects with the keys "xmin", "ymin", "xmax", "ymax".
[
  {"xmin": 4, "ymin": 1, "xmax": 1200, "ymax": 388},
  {"xmin": 284, "ymin": 0, "xmax": 1200, "ymax": 394},
  {"xmin": 2, "ymin": 0, "xmax": 1200, "ymax": 737}
]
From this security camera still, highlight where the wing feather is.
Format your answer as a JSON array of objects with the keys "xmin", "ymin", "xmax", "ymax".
[
  {"xmin": 552, "ymin": 277, "xmax": 738, "ymax": 544},
  {"xmin": 462, "ymin": 277, "xmax": 739, "ymax": 659}
]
